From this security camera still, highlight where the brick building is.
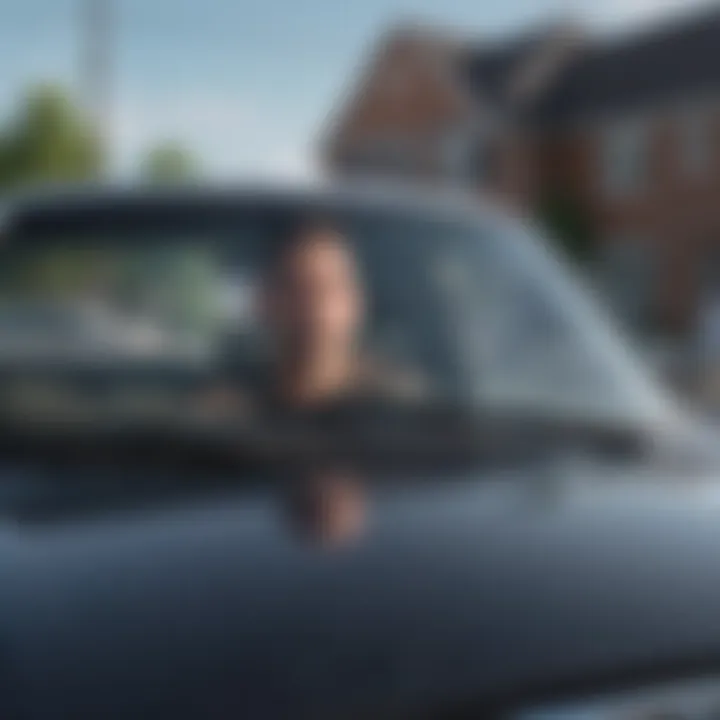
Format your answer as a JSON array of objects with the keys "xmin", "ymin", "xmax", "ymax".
[{"xmin": 321, "ymin": 8, "xmax": 720, "ymax": 338}]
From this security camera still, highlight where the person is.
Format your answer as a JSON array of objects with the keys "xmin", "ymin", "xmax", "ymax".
[
  {"xmin": 258, "ymin": 219, "xmax": 368, "ymax": 410},
  {"xmin": 199, "ymin": 219, "xmax": 427, "ymax": 420}
]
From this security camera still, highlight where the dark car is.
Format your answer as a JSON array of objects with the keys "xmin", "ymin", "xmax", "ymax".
[{"xmin": 0, "ymin": 181, "xmax": 718, "ymax": 720}]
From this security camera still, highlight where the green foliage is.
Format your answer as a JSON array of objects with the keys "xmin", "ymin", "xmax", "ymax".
[
  {"xmin": 0, "ymin": 83, "xmax": 209, "ymax": 323},
  {"xmin": 0, "ymin": 84, "xmax": 103, "ymax": 190},
  {"xmin": 140, "ymin": 142, "xmax": 198, "ymax": 184},
  {"xmin": 535, "ymin": 191, "xmax": 597, "ymax": 264},
  {"xmin": 0, "ymin": 244, "xmax": 220, "ymax": 339},
  {"xmin": 0, "ymin": 82, "xmax": 199, "ymax": 192},
  {"xmin": 0, "ymin": 246, "xmax": 117, "ymax": 302}
]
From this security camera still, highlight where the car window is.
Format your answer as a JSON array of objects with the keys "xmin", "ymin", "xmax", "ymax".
[
  {"xmin": 0, "ymin": 202, "xmax": 672, "ymax": 428},
  {"xmin": 430, "ymin": 223, "xmax": 622, "ymax": 411}
]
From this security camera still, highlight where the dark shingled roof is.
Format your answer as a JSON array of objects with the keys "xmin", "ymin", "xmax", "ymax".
[
  {"xmin": 458, "ymin": 28, "xmax": 561, "ymax": 105},
  {"xmin": 535, "ymin": 7, "xmax": 720, "ymax": 124}
]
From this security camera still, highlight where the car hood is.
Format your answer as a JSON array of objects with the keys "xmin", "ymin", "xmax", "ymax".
[{"xmin": 3, "ymin": 461, "xmax": 720, "ymax": 718}]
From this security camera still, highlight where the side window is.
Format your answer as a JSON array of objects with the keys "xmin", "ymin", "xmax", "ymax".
[
  {"xmin": 354, "ymin": 217, "xmax": 456, "ymax": 388},
  {"xmin": 432, "ymin": 222, "xmax": 620, "ymax": 410}
]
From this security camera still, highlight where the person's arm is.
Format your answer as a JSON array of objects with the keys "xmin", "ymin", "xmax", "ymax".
[{"xmin": 359, "ymin": 357, "xmax": 432, "ymax": 402}]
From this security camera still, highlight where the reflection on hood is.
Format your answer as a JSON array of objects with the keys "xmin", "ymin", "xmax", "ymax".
[{"xmin": 281, "ymin": 473, "xmax": 367, "ymax": 548}]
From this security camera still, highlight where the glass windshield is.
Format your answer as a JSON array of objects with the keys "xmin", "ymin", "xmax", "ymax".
[{"xmin": 0, "ymin": 201, "xmax": 672, "ymax": 431}]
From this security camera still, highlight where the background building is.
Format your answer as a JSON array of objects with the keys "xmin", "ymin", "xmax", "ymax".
[{"xmin": 322, "ymin": 7, "xmax": 720, "ymax": 342}]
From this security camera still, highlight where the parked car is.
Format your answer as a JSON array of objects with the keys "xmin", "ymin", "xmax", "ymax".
[{"xmin": 0, "ymin": 182, "xmax": 718, "ymax": 719}]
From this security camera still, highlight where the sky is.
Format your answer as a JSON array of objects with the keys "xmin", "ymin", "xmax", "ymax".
[{"xmin": 0, "ymin": 0, "xmax": 716, "ymax": 179}]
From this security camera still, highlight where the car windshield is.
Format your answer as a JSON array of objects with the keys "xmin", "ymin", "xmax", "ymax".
[{"xmin": 0, "ymin": 196, "xmax": 674, "ymax": 435}]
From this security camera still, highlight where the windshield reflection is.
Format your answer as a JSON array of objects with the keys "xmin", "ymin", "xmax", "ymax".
[{"xmin": 281, "ymin": 472, "xmax": 368, "ymax": 548}]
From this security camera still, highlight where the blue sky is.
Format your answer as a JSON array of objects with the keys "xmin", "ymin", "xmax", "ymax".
[{"xmin": 0, "ymin": 0, "xmax": 714, "ymax": 178}]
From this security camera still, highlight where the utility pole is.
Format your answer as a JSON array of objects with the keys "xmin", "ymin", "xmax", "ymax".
[{"xmin": 81, "ymin": 0, "xmax": 113, "ymax": 168}]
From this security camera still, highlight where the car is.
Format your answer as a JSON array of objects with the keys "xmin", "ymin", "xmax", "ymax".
[{"xmin": 0, "ymin": 180, "xmax": 719, "ymax": 719}]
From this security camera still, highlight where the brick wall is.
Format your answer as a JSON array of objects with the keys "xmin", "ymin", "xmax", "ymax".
[
  {"xmin": 324, "ymin": 27, "xmax": 720, "ymax": 337},
  {"xmin": 324, "ymin": 29, "xmax": 472, "ymax": 171},
  {"xmin": 534, "ymin": 107, "xmax": 720, "ymax": 335}
]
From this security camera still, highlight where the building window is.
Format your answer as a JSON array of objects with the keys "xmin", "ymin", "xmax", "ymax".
[
  {"xmin": 339, "ymin": 135, "xmax": 418, "ymax": 178},
  {"xmin": 471, "ymin": 140, "xmax": 500, "ymax": 187},
  {"xmin": 595, "ymin": 237, "xmax": 656, "ymax": 333},
  {"xmin": 439, "ymin": 127, "xmax": 500, "ymax": 188},
  {"xmin": 601, "ymin": 120, "xmax": 649, "ymax": 198},
  {"xmin": 440, "ymin": 128, "xmax": 474, "ymax": 182},
  {"xmin": 679, "ymin": 109, "xmax": 712, "ymax": 176}
]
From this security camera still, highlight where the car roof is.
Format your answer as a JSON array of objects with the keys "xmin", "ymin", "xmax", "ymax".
[{"xmin": 0, "ymin": 177, "xmax": 510, "ymax": 231}]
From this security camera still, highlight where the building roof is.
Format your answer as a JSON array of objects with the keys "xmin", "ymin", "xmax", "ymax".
[
  {"xmin": 535, "ymin": 7, "xmax": 720, "ymax": 125},
  {"xmin": 458, "ymin": 24, "xmax": 574, "ymax": 105},
  {"xmin": 322, "ymin": 6, "xmax": 720, "ymax": 161}
]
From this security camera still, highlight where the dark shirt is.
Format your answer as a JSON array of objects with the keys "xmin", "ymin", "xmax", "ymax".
[
  {"xmin": 256, "ymin": 358, "xmax": 427, "ymax": 411},
  {"xmin": 201, "ymin": 357, "xmax": 429, "ymax": 425}
]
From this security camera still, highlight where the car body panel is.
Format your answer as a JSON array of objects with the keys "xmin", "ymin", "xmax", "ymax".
[
  {"xmin": 0, "ymin": 183, "xmax": 714, "ymax": 718},
  {"xmin": 3, "ymin": 469, "xmax": 720, "ymax": 718}
]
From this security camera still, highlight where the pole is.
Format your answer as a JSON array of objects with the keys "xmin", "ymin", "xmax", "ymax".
[{"xmin": 81, "ymin": 0, "xmax": 113, "ymax": 169}]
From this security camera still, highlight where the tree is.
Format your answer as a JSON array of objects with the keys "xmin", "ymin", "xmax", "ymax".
[
  {"xmin": 140, "ymin": 142, "xmax": 198, "ymax": 184},
  {"xmin": 0, "ymin": 84, "xmax": 103, "ymax": 190},
  {"xmin": 535, "ymin": 191, "xmax": 597, "ymax": 264}
]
